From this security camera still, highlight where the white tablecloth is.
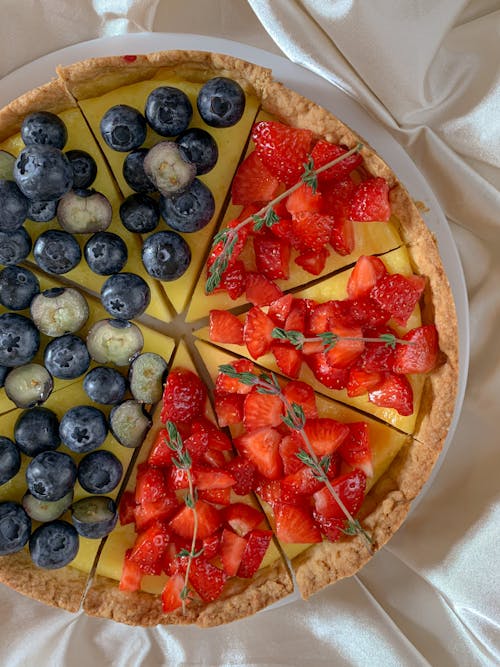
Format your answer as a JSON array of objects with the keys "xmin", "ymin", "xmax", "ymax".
[{"xmin": 0, "ymin": 2, "xmax": 498, "ymax": 665}]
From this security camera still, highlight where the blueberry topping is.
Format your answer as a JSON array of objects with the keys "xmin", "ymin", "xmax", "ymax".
[
  {"xmin": 22, "ymin": 489, "xmax": 73, "ymax": 523},
  {"xmin": 14, "ymin": 407, "xmax": 60, "ymax": 456},
  {"xmin": 110, "ymin": 400, "xmax": 151, "ymax": 448},
  {"xmin": 0, "ymin": 228, "xmax": 32, "ymax": 266},
  {"xmin": 176, "ymin": 128, "xmax": 218, "ymax": 175},
  {"xmin": 83, "ymin": 366, "xmax": 127, "ymax": 405},
  {"xmin": 21, "ymin": 111, "xmax": 68, "ymax": 149},
  {"xmin": 0, "ymin": 502, "xmax": 31, "ymax": 555},
  {"xmin": 0, "ymin": 150, "xmax": 15, "ymax": 180},
  {"xmin": 29, "ymin": 520, "xmax": 79, "ymax": 569},
  {"xmin": 0, "ymin": 365, "xmax": 9, "ymax": 388},
  {"xmin": 57, "ymin": 189, "xmax": 112, "ymax": 234},
  {"xmin": 122, "ymin": 148, "xmax": 155, "ymax": 193},
  {"xmin": 14, "ymin": 144, "xmax": 73, "ymax": 201},
  {"xmin": 143, "ymin": 141, "xmax": 196, "ymax": 197},
  {"xmin": 77, "ymin": 450, "xmax": 123, "ymax": 494},
  {"xmin": 33, "ymin": 229, "xmax": 81, "ymax": 274},
  {"xmin": 160, "ymin": 178, "xmax": 215, "ymax": 233},
  {"xmin": 26, "ymin": 451, "xmax": 77, "ymax": 501},
  {"xmin": 100, "ymin": 105, "xmax": 147, "ymax": 152},
  {"xmin": 119, "ymin": 193, "xmax": 160, "ymax": 234},
  {"xmin": 100, "ymin": 272, "xmax": 151, "ymax": 320},
  {"xmin": 65, "ymin": 150, "xmax": 97, "ymax": 189},
  {"xmin": 71, "ymin": 496, "xmax": 118, "ymax": 539},
  {"xmin": 31, "ymin": 287, "xmax": 89, "ymax": 337},
  {"xmin": 197, "ymin": 77, "xmax": 246, "ymax": 128},
  {"xmin": 4, "ymin": 363, "xmax": 53, "ymax": 408},
  {"xmin": 27, "ymin": 199, "xmax": 57, "ymax": 222},
  {"xmin": 129, "ymin": 352, "xmax": 167, "ymax": 404},
  {"xmin": 0, "ymin": 437, "xmax": 21, "ymax": 486},
  {"xmin": 141, "ymin": 230, "xmax": 191, "ymax": 281},
  {"xmin": 59, "ymin": 405, "xmax": 108, "ymax": 453},
  {"xmin": 0, "ymin": 312, "xmax": 40, "ymax": 367},
  {"xmin": 86, "ymin": 318, "xmax": 143, "ymax": 367},
  {"xmin": 0, "ymin": 179, "xmax": 29, "ymax": 232},
  {"xmin": 145, "ymin": 86, "xmax": 193, "ymax": 137},
  {"xmin": 44, "ymin": 333, "xmax": 90, "ymax": 379},
  {"xmin": 0, "ymin": 266, "xmax": 40, "ymax": 310},
  {"xmin": 84, "ymin": 231, "xmax": 128, "ymax": 275}
]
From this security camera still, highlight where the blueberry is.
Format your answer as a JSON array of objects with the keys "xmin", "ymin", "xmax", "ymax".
[
  {"xmin": 0, "ymin": 365, "xmax": 9, "ymax": 388},
  {"xmin": 65, "ymin": 149, "xmax": 97, "ymax": 189},
  {"xmin": 84, "ymin": 232, "xmax": 128, "ymax": 275},
  {"xmin": 57, "ymin": 189, "xmax": 112, "ymax": 234},
  {"xmin": 100, "ymin": 272, "xmax": 151, "ymax": 320},
  {"xmin": 31, "ymin": 287, "xmax": 89, "ymax": 337},
  {"xmin": 159, "ymin": 178, "xmax": 215, "ymax": 233},
  {"xmin": 141, "ymin": 230, "xmax": 191, "ymax": 281},
  {"xmin": 176, "ymin": 128, "xmax": 218, "ymax": 175},
  {"xmin": 86, "ymin": 319, "xmax": 144, "ymax": 367},
  {"xmin": 77, "ymin": 450, "xmax": 123, "ymax": 494},
  {"xmin": 0, "ymin": 502, "xmax": 31, "ymax": 555},
  {"xmin": 83, "ymin": 366, "xmax": 127, "ymax": 405},
  {"xmin": 22, "ymin": 489, "xmax": 73, "ymax": 523},
  {"xmin": 122, "ymin": 148, "xmax": 155, "ymax": 193},
  {"xmin": 0, "ymin": 312, "xmax": 40, "ymax": 367},
  {"xmin": 59, "ymin": 405, "xmax": 108, "ymax": 453},
  {"xmin": 33, "ymin": 229, "xmax": 81, "ymax": 274},
  {"xmin": 26, "ymin": 451, "xmax": 77, "ymax": 501},
  {"xmin": 0, "ymin": 437, "xmax": 21, "ymax": 486},
  {"xmin": 0, "ymin": 179, "xmax": 29, "ymax": 232},
  {"xmin": 0, "ymin": 228, "xmax": 32, "ymax": 266},
  {"xmin": 0, "ymin": 266, "xmax": 40, "ymax": 310},
  {"xmin": 14, "ymin": 144, "xmax": 73, "ymax": 201},
  {"xmin": 119, "ymin": 193, "xmax": 160, "ymax": 234},
  {"xmin": 109, "ymin": 400, "xmax": 151, "ymax": 448},
  {"xmin": 44, "ymin": 333, "xmax": 90, "ymax": 379},
  {"xmin": 145, "ymin": 86, "xmax": 193, "ymax": 137},
  {"xmin": 4, "ymin": 363, "xmax": 53, "ymax": 409},
  {"xmin": 14, "ymin": 407, "xmax": 60, "ymax": 456},
  {"xmin": 29, "ymin": 520, "xmax": 79, "ymax": 569},
  {"xmin": 21, "ymin": 111, "xmax": 68, "ymax": 149},
  {"xmin": 71, "ymin": 496, "xmax": 117, "ymax": 539},
  {"xmin": 143, "ymin": 142, "xmax": 196, "ymax": 197},
  {"xmin": 27, "ymin": 199, "xmax": 57, "ymax": 222},
  {"xmin": 100, "ymin": 105, "xmax": 147, "ymax": 152},
  {"xmin": 197, "ymin": 77, "xmax": 246, "ymax": 128}
]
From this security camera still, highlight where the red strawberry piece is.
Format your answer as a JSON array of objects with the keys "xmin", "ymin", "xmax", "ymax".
[
  {"xmin": 161, "ymin": 368, "xmax": 207, "ymax": 424},
  {"xmin": 284, "ymin": 299, "xmax": 307, "ymax": 333},
  {"xmin": 338, "ymin": 422, "xmax": 373, "ymax": 477},
  {"xmin": 322, "ymin": 176, "xmax": 357, "ymax": 214},
  {"xmin": 209, "ymin": 310, "xmax": 244, "ymax": 345},
  {"xmin": 348, "ymin": 295, "xmax": 391, "ymax": 328},
  {"xmin": 198, "ymin": 487, "xmax": 231, "ymax": 506},
  {"xmin": 245, "ymin": 272, "xmax": 283, "ymax": 306},
  {"xmin": 313, "ymin": 469, "xmax": 367, "ymax": 520},
  {"xmin": 243, "ymin": 306, "xmax": 275, "ymax": 358},
  {"xmin": 311, "ymin": 140, "xmax": 363, "ymax": 184},
  {"xmin": 194, "ymin": 467, "xmax": 235, "ymax": 491},
  {"xmin": 118, "ymin": 490, "xmax": 136, "ymax": 526},
  {"xmin": 168, "ymin": 466, "xmax": 190, "ymax": 491},
  {"xmin": 281, "ymin": 466, "xmax": 324, "ymax": 497},
  {"xmin": 224, "ymin": 502, "xmax": 264, "ymax": 536},
  {"xmin": 216, "ymin": 358, "xmax": 255, "ymax": 395},
  {"xmin": 313, "ymin": 514, "xmax": 345, "ymax": 542},
  {"xmin": 234, "ymin": 427, "xmax": 283, "ymax": 480},
  {"xmin": 169, "ymin": 500, "xmax": 222, "ymax": 540},
  {"xmin": 214, "ymin": 392, "xmax": 244, "ymax": 427},
  {"xmin": 161, "ymin": 573, "xmax": 184, "ymax": 613},
  {"xmin": 268, "ymin": 293, "xmax": 294, "ymax": 325},
  {"xmin": 119, "ymin": 549, "xmax": 142, "ymax": 591},
  {"xmin": 368, "ymin": 372, "xmax": 414, "ymax": 415},
  {"xmin": 283, "ymin": 380, "xmax": 318, "ymax": 419},
  {"xmin": 192, "ymin": 417, "xmax": 232, "ymax": 451},
  {"xmin": 271, "ymin": 343, "xmax": 302, "ymax": 379},
  {"xmin": 252, "ymin": 121, "xmax": 313, "ymax": 187},
  {"xmin": 188, "ymin": 557, "xmax": 228, "ymax": 602},
  {"xmin": 134, "ymin": 495, "xmax": 179, "ymax": 532},
  {"xmin": 325, "ymin": 323, "xmax": 365, "ymax": 369},
  {"xmin": 243, "ymin": 389, "xmax": 283, "ymax": 430},
  {"xmin": 307, "ymin": 299, "xmax": 353, "ymax": 336},
  {"xmin": 305, "ymin": 352, "xmax": 350, "ymax": 390},
  {"xmin": 224, "ymin": 455, "xmax": 257, "ymax": 496},
  {"xmin": 371, "ymin": 273, "xmax": 426, "ymax": 326},
  {"xmin": 291, "ymin": 211, "xmax": 332, "ymax": 253},
  {"xmin": 202, "ymin": 448, "xmax": 227, "ymax": 469},
  {"xmin": 218, "ymin": 260, "xmax": 247, "ymax": 300},
  {"xmin": 285, "ymin": 183, "xmax": 323, "ymax": 214},
  {"xmin": 346, "ymin": 368, "xmax": 383, "ymax": 397},
  {"xmin": 330, "ymin": 216, "xmax": 355, "ymax": 256},
  {"xmin": 279, "ymin": 433, "xmax": 304, "ymax": 475},
  {"xmin": 269, "ymin": 215, "xmax": 293, "ymax": 241},
  {"xmin": 231, "ymin": 150, "xmax": 280, "ymax": 205},
  {"xmin": 255, "ymin": 478, "xmax": 301, "ymax": 507},
  {"xmin": 220, "ymin": 528, "xmax": 248, "ymax": 576},
  {"xmin": 202, "ymin": 531, "xmax": 222, "ymax": 560},
  {"xmin": 274, "ymin": 503, "xmax": 322, "ymax": 543},
  {"xmin": 147, "ymin": 428, "xmax": 174, "ymax": 467},
  {"xmin": 358, "ymin": 325, "xmax": 397, "ymax": 372},
  {"xmin": 129, "ymin": 521, "xmax": 171, "ymax": 575},
  {"xmin": 253, "ymin": 235, "xmax": 291, "ymax": 281},
  {"xmin": 349, "ymin": 177, "xmax": 391, "ymax": 221},
  {"xmin": 294, "ymin": 246, "xmax": 329, "ymax": 276},
  {"xmin": 347, "ymin": 255, "xmax": 388, "ymax": 299},
  {"xmin": 393, "ymin": 324, "xmax": 439, "ymax": 374},
  {"xmin": 237, "ymin": 528, "xmax": 273, "ymax": 578},
  {"xmin": 135, "ymin": 464, "xmax": 170, "ymax": 505},
  {"xmin": 207, "ymin": 215, "xmax": 249, "ymax": 272},
  {"xmin": 304, "ymin": 418, "xmax": 350, "ymax": 456}
]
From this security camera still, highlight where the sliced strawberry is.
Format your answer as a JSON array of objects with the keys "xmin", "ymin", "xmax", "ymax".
[
  {"xmin": 393, "ymin": 324, "xmax": 439, "ymax": 374},
  {"xmin": 269, "ymin": 215, "xmax": 293, "ymax": 241},
  {"xmin": 134, "ymin": 496, "xmax": 178, "ymax": 532},
  {"xmin": 254, "ymin": 235, "xmax": 291, "ymax": 280},
  {"xmin": 321, "ymin": 176, "xmax": 357, "ymax": 215},
  {"xmin": 274, "ymin": 503, "xmax": 322, "ymax": 543},
  {"xmin": 285, "ymin": 183, "xmax": 323, "ymax": 214},
  {"xmin": 305, "ymin": 352, "xmax": 350, "ymax": 390},
  {"xmin": 243, "ymin": 389, "xmax": 283, "ymax": 430},
  {"xmin": 119, "ymin": 549, "xmax": 143, "ymax": 591},
  {"xmin": 217, "ymin": 260, "xmax": 247, "ymax": 300},
  {"xmin": 119, "ymin": 490, "xmax": 136, "ymax": 526},
  {"xmin": 243, "ymin": 306, "xmax": 275, "ymax": 359},
  {"xmin": 209, "ymin": 310, "xmax": 244, "ymax": 345},
  {"xmin": 224, "ymin": 502, "xmax": 264, "ymax": 537},
  {"xmin": 215, "ymin": 359, "xmax": 255, "ymax": 395},
  {"xmin": 304, "ymin": 418, "xmax": 350, "ymax": 456},
  {"xmin": 371, "ymin": 273, "xmax": 426, "ymax": 326},
  {"xmin": 368, "ymin": 372, "xmax": 414, "ymax": 415},
  {"xmin": 194, "ymin": 467, "xmax": 235, "ymax": 491},
  {"xmin": 252, "ymin": 121, "xmax": 313, "ymax": 187},
  {"xmin": 307, "ymin": 299, "xmax": 353, "ymax": 335},
  {"xmin": 231, "ymin": 150, "xmax": 280, "ymax": 205},
  {"xmin": 237, "ymin": 528, "xmax": 273, "ymax": 578},
  {"xmin": 195, "ymin": 417, "xmax": 232, "ymax": 451},
  {"xmin": 207, "ymin": 215, "xmax": 249, "ymax": 273},
  {"xmin": 330, "ymin": 216, "xmax": 355, "ymax": 256},
  {"xmin": 284, "ymin": 299, "xmax": 307, "ymax": 333},
  {"xmin": 169, "ymin": 500, "xmax": 222, "ymax": 540},
  {"xmin": 255, "ymin": 478, "xmax": 301, "ymax": 507},
  {"xmin": 346, "ymin": 368, "xmax": 383, "ymax": 397},
  {"xmin": 311, "ymin": 140, "xmax": 363, "ymax": 184},
  {"xmin": 202, "ymin": 448, "xmax": 227, "ymax": 469},
  {"xmin": 220, "ymin": 528, "xmax": 248, "ymax": 576},
  {"xmin": 161, "ymin": 573, "xmax": 184, "ymax": 613},
  {"xmin": 313, "ymin": 514, "xmax": 345, "ymax": 542},
  {"xmin": 129, "ymin": 521, "xmax": 171, "ymax": 575},
  {"xmin": 234, "ymin": 427, "xmax": 283, "ymax": 480},
  {"xmin": 198, "ymin": 487, "xmax": 231, "ymax": 506},
  {"xmin": 347, "ymin": 255, "xmax": 388, "ymax": 300},
  {"xmin": 358, "ymin": 326, "xmax": 397, "ymax": 372},
  {"xmin": 135, "ymin": 464, "xmax": 170, "ymax": 505},
  {"xmin": 245, "ymin": 272, "xmax": 283, "ymax": 307},
  {"xmin": 147, "ymin": 429, "xmax": 174, "ymax": 467},
  {"xmin": 161, "ymin": 368, "xmax": 207, "ymax": 424},
  {"xmin": 313, "ymin": 469, "xmax": 367, "ymax": 520},
  {"xmin": 291, "ymin": 211, "xmax": 332, "ymax": 253},
  {"xmin": 271, "ymin": 343, "xmax": 302, "ymax": 379},
  {"xmin": 202, "ymin": 531, "xmax": 222, "ymax": 559},
  {"xmin": 224, "ymin": 455, "xmax": 256, "ymax": 496},
  {"xmin": 348, "ymin": 295, "xmax": 391, "ymax": 328},
  {"xmin": 294, "ymin": 246, "xmax": 329, "ymax": 276},
  {"xmin": 188, "ymin": 557, "xmax": 228, "ymax": 603},
  {"xmin": 279, "ymin": 433, "xmax": 304, "ymax": 475},
  {"xmin": 349, "ymin": 177, "xmax": 391, "ymax": 221},
  {"xmin": 281, "ymin": 466, "xmax": 323, "ymax": 496},
  {"xmin": 282, "ymin": 380, "xmax": 318, "ymax": 419},
  {"xmin": 268, "ymin": 293, "xmax": 294, "ymax": 325},
  {"xmin": 324, "ymin": 323, "xmax": 365, "ymax": 369},
  {"xmin": 214, "ymin": 392, "xmax": 244, "ymax": 427},
  {"xmin": 167, "ymin": 466, "xmax": 189, "ymax": 491},
  {"xmin": 338, "ymin": 422, "xmax": 373, "ymax": 477}
]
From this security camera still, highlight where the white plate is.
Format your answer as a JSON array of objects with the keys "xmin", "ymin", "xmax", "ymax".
[{"xmin": 0, "ymin": 32, "xmax": 468, "ymax": 494}]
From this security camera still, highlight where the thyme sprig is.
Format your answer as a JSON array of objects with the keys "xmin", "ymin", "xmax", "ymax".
[
  {"xmin": 206, "ymin": 143, "xmax": 363, "ymax": 294},
  {"xmin": 271, "ymin": 327, "xmax": 415, "ymax": 352}
]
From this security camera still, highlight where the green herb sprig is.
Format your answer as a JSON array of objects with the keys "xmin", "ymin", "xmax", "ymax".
[{"xmin": 271, "ymin": 327, "xmax": 415, "ymax": 352}]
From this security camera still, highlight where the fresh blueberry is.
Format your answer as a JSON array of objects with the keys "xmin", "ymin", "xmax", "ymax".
[
  {"xmin": 0, "ymin": 365, "xmax": 9, "ymax": 388},
  {"xmin": 27, "ymin": 199, "xmax": 58, "ymax": 222},
  {"xmin": 0, "ymin": 312, "xmax": 40, "ymax": 367},
  {"xmin": 84, "ymin": 232, "xmax": 128, "ymax": 275},
  {"xmin": 77, "ymin": 450, "xmax": 123, "ymax": 494},
  {"xmin": 100, "ymin": 105, "xmax": 147, "ymax": 152},
  {"xmin": 14, "ymin": 144, "xmax": 73, "ymax": 201},
  {"xmin": 197, "ymin": 77, "xmax": 246, "ymax": 128},
  {"xmin": 159, "ymin": 178, "xmax": 215, "ymax": 233},
  {"xmin": 0, "ymin": 266, "xmax": 40, "ymax": 310},
  {"xmin": 0, "ymin": 179, "xmax": 29, "ymax": 232},
  {"xmin": 22, "ymin": 489, "xmax": 73, "ymax": 523},
  {"xmin": 33, "ymin": 229, "xmax": 81, "ymax": 274},
  {"xmin": 71, "ymin": 496, "xmax": 117, "ymax": 539},
  {"xmin": 0, "ymin": 228, "xmax": 32, "ymax": 266},
  {"xmin": 59, "ymin": 405, "xmax": 108, "ymax": 453},
  {"xmin": 86, "ymin": 319, "xmax": 143, "ymax": 367},
  {"xmin": 26, "ymin": 450, "xmax": 77, "ymax": 501},
  {"xmin": 31, "ymin": 287, "xmax": 89, "ymax": 337},
  {"xmin": 21, "ymin": 111, "xmax": 67, "ymax": 149},
  {"xmin": 0, "ymin": 437, "xmax": 21, "ymax": 486},
  {"xmin": 119, "ymin": 193, "xmax": 160, "ymax": 234},
  {"xmin": 145, "ymin": 86, "xmax": 193, "ymax": 137},
  {"xmin": 176, "ymin": 128, "xmax": 218, "ymax": 175},
  {"xmin": 83, "ymin": 366, "xmax": 127, "ymax": 405},
  {"xmin": 29, "ymin": 520, "xmax": 79, "ymax": 569},
  {"xmin": 109, "ymin": 400, "xmax": 151, "ymax": 448},
  {"xmin": 44, "ymin": 333, "xmax": 90, "ymax": 380},
  {"xmin": 141, "ymin": 230, "xmax": 191, "ymax": 281},
  {"xmin": 100, "ymin": 272, "xmax": 151, "ymax": 320},
  {"xmin": 122, "ymin": 148, "xmax": 155, "ymax": 193},
  {"xmin": 4, "ymin": 363, "xmax": 53, "ymax": 409},
  {"xmin": 65, "ymin": 149, "xmax": 97, "ymax": 189},
  {"xmin": 14, "ymin": 407, "xmax": 60, "ymax": 456},
  {"xmin": 0, "ymin": 502, "xmax": 31, "ymax": 555},
  {"xmin": 57, "ymin": 189, "xmax": 112, "ymax": 235}
]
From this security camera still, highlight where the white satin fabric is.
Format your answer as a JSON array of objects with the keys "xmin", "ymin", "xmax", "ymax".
[{"xmin": 0, "ymin": 1, "xmax": 499, "ymax": 665}]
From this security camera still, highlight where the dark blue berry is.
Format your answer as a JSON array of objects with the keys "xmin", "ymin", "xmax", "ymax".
[
  {"xmin": 21, "ymin": 111, "xmax": 68, "ymax": 149},
  {"xmin": 44, "ymin": 333, "xmax": 90, "ymax": 380},
  {"xmin": 26, "ymin": 451, "xmax": 77, "ymax": 501},
  {"xmin": 159, "ymin": 178, "xmax": 215, "ymax": 232},
  {"xmin": 0, "ymin": 266, "xmax": 40, "ymax": 310},
  {"xmin": 84, "ymin": 232, "xmax": 128, "ymax": 275},
  {"xmin": 65, "ymin": 149, "xmax": 97, "ymax": 189},
  {"xmin": 14, "ymin": 407, "xmax": 60, "ymax": 456},
  {"xmin": 71, "ymin": 496, "xmax": 117, "ymax": 539},
  {"xmin": 59, "ymin": 405, "xmax": 108, "ymax": 453},
  {"xmin": 197, "ymin": 77, "xmax": 245, "ymax": 128},
  {"xmin": 83, "ymin": 366, "xmax": 127, "ymax": 405},
  {"xmin": 77, "ymin": 451, "xmax": 123, "ymax": 494},
  {"xmin": 33, "ymin": 229, "xmax": 81, "ymax": 274},
  {"xmin": 0, "ymin": 312, "xmax": 40, "ymax": 367},
  {"xmin": 100, "ymin": 272, "xmax": 151, "ymax": 320},
  {"xmin": 122, "ymin": 148, "xmax": 155, "ymax": 193},
  {"xmin": 145, "ymin": 86, "xmax": 193, "ymax": 136},
  {"xmin": 0, "ymin": 179, "xmax": 29, "ymax": 232},
  {"xmin": 0, "ymin": 437, "xmax": 21, "ymax": 485},
  {"xmin": 100, "ymin": 105, "xmax": 147, "ymax": 152},
  {"xmin": 14, "ymin": 145, "xmax": 73, "ymax": 201},
  {"xmin": 0, "ymin": 366, "xmax": 9, "ymax": 388},
  {"xmin": 0, "ymin": 228, "xmax": 32, "ymax": 266},
  {"xmin": 0, "ymin": 502, "xmax": 31, "ymax": 555},
  {"xmin": 27, "ymin": 199, "xmax": 57, "ymax": 222},
  {"xmin": 29, "ymin": 520, "xmax": 79, "ymax": 569},
  {"xmin": 176, "ymin": 128, "xmax": 218, "ymax": 175},
  {"xmin": 119, "ymin": 193, "xmax": 160, "ymax": 233},
  {"xmin": 141, "ymin": 230, "xmax": 191, "ymax": 281}
]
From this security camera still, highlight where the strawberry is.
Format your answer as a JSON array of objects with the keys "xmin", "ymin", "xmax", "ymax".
[
  {"xmin": 237, "ymin": 529, "xmax": 273, "ymax": 578},
  {"xmin": 194, "ymin": 467, "xmax": 236, "ymax": 491},
  {"xmin": 134, "ymin": 496, "xmax": 179, "ymax": 532},
  {"xmin": 118, "ymin": 490, "xmax": 136, "ymax": 526},
  {"xmin": 283, "ymin": 380, "xmax": 318, "ymax": 419},
  {"xmin": 198, "ymin": 487, "xmax": 231, "ymax": 506},
  {"xmin": 330, "ymin": 216, "xmax": 355, "ymax": 256},
  {"xmin": 231, "ymin": 150, "xmax": 280, "ymax": 205},
  {"xmin": 305, "ymin": 352, "xmax": 350, "ymax": 390},
  {"xmin": 357, "ymin": 326, "xmax": 396, "ymax": 372},
  {"xmin": 346, "ymin": 368, "xmax": 383, "ymax": 397},
  {"xmin": 220, "ymin": 528, "xmax": 247, "ymax": 576},
  {"xmin": 119, "ymin": 549, "xmax": 142, "ymax": 591},
  {"xmin": 324, "ymin": 323, "xmax": 365, "ymax": 369},
  {"xmin": 285, "ymin": 183, "xmax": 323, "ymax": 214},
  {"xmin": 348, "ymin": 295, "xmax": 390, "ymax": 328},
  {"xmin": 214, "ymin": 392, "xmax": 244, "ymax": 427},
  {"xmin": 245, "ymin": 272, "xmax": 283, "ymax": 306},
  {"xmin": 161, "ymin": 573, "xmax": 184, "ymax": 612},
  {"xmin": 169, "ymin": 500, "xmax": 222, "ymax": 540},
  {"xmin": 168, "ymin": 466, "xmax": 190, "ymax": 491},
  {"xmin": 161, "ymin": 368, "xmax": 207, "ymax": 424},
  {"xmin": 304, "ymin": 418, "xmax": 350, "ymax": 456},
  {"xmin": 215, "ymin": 359, "xmax": 255, "ymax": 395},
  {"xmin": 291, "ymin": 211, "xmax": 332, "ymax": 253},
  {"xmin": 307, "ymin": 300, "xmax": 353, "ymax": 335},
  {"xmin": 284, "ymin": 299, "xmax": 307, "ymax": 333},
  {"xmin": 312, "ymin": 514, "xmax": 345, "ymax": 542},
  {"xmin": 255, "ymin": 478, "xmax": 301, "ymax": 507},
  {"xmin": 234, "ymin": 427, "xmax": 283, "ymax": 480},
  {"xmin": 209, "ymin": 310, "xmax": 244, "ymax": 345},
  {"xmin": 269, "ymin": 215, "xmax": 293, "ymax": 241},
  {"xmin": 294, "ymin": 246, "xmax": 329, "ymax": 276},
  {"xmin": 271, "ymin": 343, "xmax": 302, "ymax": 379},
  {"xmin": 187, "ymin": 557, "xmax": 228, "ymax": 602},
  {"xmin": 347, "ymin": 255, "xmax": 388, "ymax": 300},
  {"xmin": 279, "ymin": 433, "xmax": 304, "ymax": 475},
  {"xmin": 129, "ymin": 521, "xmax": 171, "ymax": 575},
  {"xmin": 371, "ymin": 273, "xmax": 426, "ymax": 326},
  {"xmin": 252, "ymin": 121, "xmax": 313, "ymax": 187},
  {"xmin": 190, "ymin": 417, "xmax": 232, "ymax": 452},
  {"xmin": 311, "ymin": 140, "xmax": 363, "ymax": 184},
  {"xmin": 224, "ymin": 502, "xmax": 264, "ymax": 536},
  {"xmin": 243, "ymin": 389, "xmax": 283, "ymax": 430},
  {"xmin": 135, "ymin": 464, "xmax": 170, "ymax": 505},
  {"xmin": 349, "ymin": 177, "xmax": 391, "ymax": 221},
  {"xmin": 338, "ymin": 422, "xmax": 373, "ymax": 477},
  {"xmin": 281, "ymin": 466, "xmax": 324, "ymax": 497},
  {"xmin": 253, "ymin": 235, "xmax": 291, "ymax": 280},
  {"xmin": 224, "ymin": 456, "xmax": 256, "ymax": 496},
  {"xmin": 207, "ymin": 217, "xmax": 248, "ymax": 273},
  {"xmin": 217, "ymin": 260, "xmax": 247, "ymax": 300},
  {"xmin": 274, "ymin": 503, "xmax": 322, "ymax": 543},
  {"xmin": 321, "ymin": 177, "xmax": 357, "ymax": 256},
  {"xmin": 393, "ymin": 324, "xmax": 439, "ymax": 374},
  {"xmin": 313, "ymin": 469, "xmax": 367, "ymax": 520},
  {"xmin": 243, "ymin": 306, "xmax": 275, "ymax": 358},
  {"xmin": 268, "ymin": 293, "xmax": 294, "ymax": 325},
  {"xmin": 368, "ymin": 372, "xmax": 414, "ymax": 416},
  {"xmin": 147, "ymin": 429, "xmax": 174, "ymax": 467},
  {"xmin": 202, "ymin": 531, "xmax": 222, "ymax": 560},
  {"xmin": 203, "ymin": 448, "xmax": 227, "ymax": 469}
]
